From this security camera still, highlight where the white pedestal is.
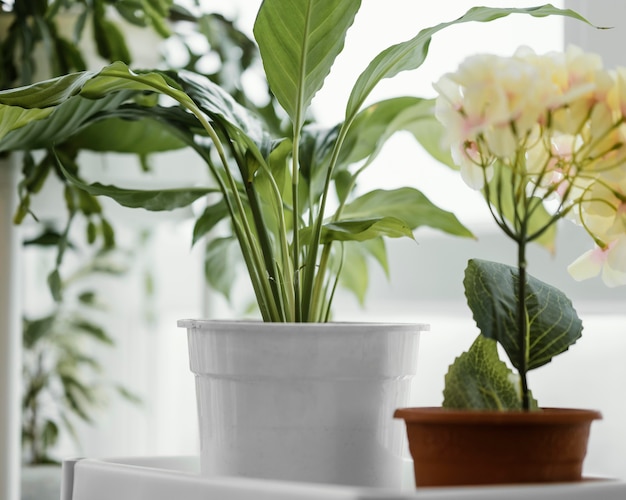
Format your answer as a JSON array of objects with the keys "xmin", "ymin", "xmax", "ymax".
[
  {"xmin": 0, "ymin": 156, "xmax": 22, "ymax": 500},
  {"xmin": 63, "ymin": 456, "xmax": 626, "ymax": 500}
]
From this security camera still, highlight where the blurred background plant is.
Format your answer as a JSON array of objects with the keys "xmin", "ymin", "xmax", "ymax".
[
  {"xmin": 21, "ymin": 232, "xmax": 138, "ymax": 465},
  {"xmin": 1, "ymin": 0, "xmax": 282, "ymax": 464}
]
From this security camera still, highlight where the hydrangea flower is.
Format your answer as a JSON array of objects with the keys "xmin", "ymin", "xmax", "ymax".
[{"xmin": 435, "ymin": 45, "xmax": 626, "ymax": 288}]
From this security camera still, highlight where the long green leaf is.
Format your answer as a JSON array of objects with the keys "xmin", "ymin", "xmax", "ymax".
[
  {"xmin": 72, "ymin": 117, "xmax": 187, "ymax": 153},
  {"xmin": 204, "ymin": 237, "xmax": 239, "ymax": 301},
  {"xmin": 341, "ymin": 188, "xmax": 474, "ymax": 238},
  {"xmin": 192, "ymin": 200, "xmax": 229, "ymax": 246},
  {"xmin": 254, "ymin": 0, "xmax": 361, "ymax": 126},
  {"xmin": 320, "ymin": 216, "xmax": 414, "ymax": 243},
  {"xmin": 338, "ymin": 242, "xmax": 368, "ymax": 305},
  {"xmin": 464, "ymin": 259, "xmax": 583, "ymax": 372},
  {"xmin": 57, "ymin": 158, "xmax": 216, "ymax": 211},
  {"xmin": 0, "ymin": 91, "xmax": 132, "ymax": 150},
  {"xmin": 346, "ymin": 5, "xmax": 593, "ymax": 121},
  {"xmin": 339, "ymin": 97, "xmax": 433, "ymax": 166}
]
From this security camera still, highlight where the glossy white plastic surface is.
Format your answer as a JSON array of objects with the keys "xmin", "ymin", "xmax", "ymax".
[
  {"xmin": 179, "ymin": 320, "xmax": 427, "ymax": 488},
  {"xmin": 64, "ymin": 456, "xmax": 626, "ymax": 500}
]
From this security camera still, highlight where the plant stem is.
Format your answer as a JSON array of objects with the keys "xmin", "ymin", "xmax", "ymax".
[
  {"xmin": 291, "ymin": 128, "xmax": 302, "ymax": 321},
  {"xmin": 517, "ymin": 236, "xmax": 530, "ymax": 411}
]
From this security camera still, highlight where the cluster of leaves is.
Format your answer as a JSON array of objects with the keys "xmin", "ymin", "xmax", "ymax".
[
  {"xmin": 21, "ymin": 233, "xmax": 139, "ymax": 464},
  {"xmin": 0, "ymin": 3, "xmax": 592, "ymax": 322},
  {"xmin": 443, "ymin": 259, "xmax": 583, "ymax": 411}
]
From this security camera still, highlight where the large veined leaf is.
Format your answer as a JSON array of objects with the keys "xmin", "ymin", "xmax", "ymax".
[
  {"xmin": 340, "ymin": 188, "xmax": 474, "ymax": 238},
  {"xmin": 345, "ymin": 5, "xmax": 593, "ymax": 121},
  {"xmin": 443, "ymin": 335, "xmax": 531, "ymax": 410},
  {"xmin": 464, "ymin": 259, "xmax": 583, "ymax": 372},
  {"xmin": 254, "ymin": 0, "xmax": 361, "ymax": 127}
]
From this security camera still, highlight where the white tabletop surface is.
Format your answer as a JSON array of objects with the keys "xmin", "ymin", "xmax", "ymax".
[{"xmin": 61, "ymin": 456, "xmax": 626, "ymax": 500}]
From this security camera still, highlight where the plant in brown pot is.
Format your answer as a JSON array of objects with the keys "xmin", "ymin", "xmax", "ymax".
[{"xmin": 394, "ymin": 44, "xmax": 626, "ymax": 487}]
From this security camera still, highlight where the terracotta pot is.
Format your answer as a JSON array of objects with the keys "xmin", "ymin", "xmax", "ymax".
[{"xmin": 394, "ymin": 407, "xmax": 602, "ymax": 487}]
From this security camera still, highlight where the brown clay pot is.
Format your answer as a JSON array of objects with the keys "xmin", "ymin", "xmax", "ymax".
[{"xmin": 394, "ymin": 407, "xmax": 602, "ymax": 487}]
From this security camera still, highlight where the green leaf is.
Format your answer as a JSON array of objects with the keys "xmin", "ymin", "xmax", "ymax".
[
  {"xmin": 78, "ymin": 291, "xmax": 97, "ymax": 306},
  {"xmin": 338, "ymin": 243, "xmax": 368, "ymax": 306},
  {"xmin": 341, "ymin": 188, "xmax": 474, "ymax": 238},
  {"xmin": 0, "ymin": 88, "xmax": 134, "ymax": 151},
  {"xmin": 464, "ymin": 259, "xmax": 583, "ymax": 372},
  {"xmin": 56, "ymin": 158, "xmax": 214, "ymax": 211},
  {"xmin": 68, "ymin": 318, "xmax": 114, "ymax": 345},
  {"xmin": 87, "ymin": 220, "xmax": 97, "ymax": 244},
  {"xmin": 101, "ymin": 218, "xmax": 115, "ymax": 248},
  {"xmin": 337, "ymin": 239, "xmax": 389, "ymax": 304},
  {"xmin": 320, "ymin": 216, "xmax": 414, "ymax": 243},
  {"xmin": 23, "ymin": 229, "xmax": 65, "ymax": 247},
  {"xmin": 403, "ymin": 99, "xmax": 456, "ymax": 169},
  {"xmin": 23, "ymin": 315, "xmax": 56, "ymax": 348},
  {"xmin": 346, "ymin": 5, "xmax": 593, "ymax": 120},
  {"xmin": 115, "ymin": 384, "xmax": 143, "ymax": 405},
  {"xmin": 60, "ymin": 376, "xmax": 94, "ymax": 422},
  {"xmin": 443, "ymin": 335, "xmax": 526, "ymax": 410},
  {"xmin": 204, "ymin": 237, "xmax": 239, "ymax": 301},
  {"xmin": 360, "ymin": 237, "xmax": 389, "ymax": 278},
  {"xmin": 41, "ymin": 420, "xmax": 59, "ymax": 449},
  {"xmin": 72, "ymin": 117, "xmax": 187, "ymax": 154},
  {"xmin": 254, "ymin": 0, "xmax": 361, "ymax": 127},
  {"xmin": 47, "ymin": 269, "xmax": 63, "ymax": 302},
  {"xmin": 192, "ymin": 200, "xmax": 229, "ymax": 246},
  {"xmin": 340, "ymin": 97, "xmax": 436, "ymax": 166}
]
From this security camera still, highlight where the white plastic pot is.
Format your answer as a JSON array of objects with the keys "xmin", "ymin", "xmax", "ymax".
[{"xmin": 178, "ymin": 320, "xmax": 427, "ymax": 488}]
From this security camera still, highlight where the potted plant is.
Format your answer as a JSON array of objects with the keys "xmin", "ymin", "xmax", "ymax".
[
  {"xmin": 0, "ymin": 0, "xmax": 593, "ymax": 488},
  {"xmin": 394, "ymin": 44, "xmax": 622, "ymax": 487}
]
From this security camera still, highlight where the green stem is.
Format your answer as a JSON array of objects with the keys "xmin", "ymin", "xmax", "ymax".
[
  {"xmin": 518, "ymin": 235, "xmax": 530, "ymax": 411},
  {"xmin": 292, "ymin": 128, "xmax": 302, "ymax": 321},
  {"xmin": 301, "ymin": 124, "xmax": 350, "ymax": 321}
]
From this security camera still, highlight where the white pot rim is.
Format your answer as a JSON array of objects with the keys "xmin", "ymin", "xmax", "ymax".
[{"xmin": 178, "ymin": 319, "xmax": 430, "ymax": 331}]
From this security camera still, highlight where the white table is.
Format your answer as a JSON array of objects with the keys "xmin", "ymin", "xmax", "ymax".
[{"xmin": 61, "ymin": 456, "xmax": 626, "ymax": 500}]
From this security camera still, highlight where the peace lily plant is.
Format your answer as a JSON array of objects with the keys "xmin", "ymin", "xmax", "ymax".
[
  {"xmin": 0, "ymin": 2, "xmax": 591, "ymax": 323},
  {"xmin": 435, "ymin": 45, "xmax": 626, "ymax": 411}
]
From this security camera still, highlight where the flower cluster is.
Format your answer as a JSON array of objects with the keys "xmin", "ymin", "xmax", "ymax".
[{"xmin": 435, "ymin": 45, "xmax": 626, "ymax": 286}]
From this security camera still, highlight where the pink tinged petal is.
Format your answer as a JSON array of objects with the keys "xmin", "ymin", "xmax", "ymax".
[{"xmin": 567, "ymin": 248, "xmax": 605, "ymax": 281}]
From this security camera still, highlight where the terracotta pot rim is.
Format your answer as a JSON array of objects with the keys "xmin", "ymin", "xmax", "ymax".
[{"xmin": 394, "ymin": 406, "xmax": 602, "ymax": 424}]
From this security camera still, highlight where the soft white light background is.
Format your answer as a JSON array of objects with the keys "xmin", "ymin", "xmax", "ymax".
[{"xmin": 25, "ymin": 0, "xmax": 626, "ymax": 482}]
